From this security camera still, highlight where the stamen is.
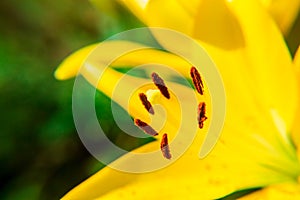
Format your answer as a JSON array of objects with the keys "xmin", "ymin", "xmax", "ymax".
[
  {"xmin": 134, "ymin": 119, "xmax": 158, "ymax": 136},
  {"xmin": 139, "ymin": 93, "xmax": 154, "ymax": 114},
  {"xmin": 160, "ymin": 133, "xmax": 172, "ymax": 159},
  {"xmin": 190, "ymin": 66, "xmax": 204, "ymax": 95},
  {"xmin": 197, "ymin": 102, "xmax": 208, "ymax": 129},
  {"xmin": 151, "ymin": 72, "xmax": 170, "ymax": 99}
]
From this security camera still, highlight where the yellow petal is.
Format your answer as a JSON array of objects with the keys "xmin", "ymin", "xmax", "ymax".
[
  {"xmin": 212, "ymin": 0, "xmax": 300, "ymax": 176},
  {"xmin": 62, "ymin": 131, "xmax": 293, "ymax": 200},
  {"xmin": 292, "ymin": 46, "xmax": 300, "ymax": 157},
  {"xmin": 222, "ymin": 0, "xmax": 299, "ymax": 152},
  {"xmin": 118, "ymin": 0, "xmax": 198, "ymax": 31},
  {"xmin": 238, "ymin": 182, "xmax": 300, "ymax": 200},
  {"xmin": 117, "ymin": 0, "xmax": 149, "ymax": 24},
  {"xmin": 176, "ymin": 0, "xmax": 202, "ymax": 17},
  {"xmin": 55, "ymin": 40, "xmax": 192, "ymax": 81},
  {"xmin": 193, "ymin": 0, "xmax": 245, "ymax": 50},
  {"xmin": 110, "ymin": 48, "xmax": 191, "ymax": 77},
  {"xmin": 198, "ymin": 0, "xmax": 298, "ymax": 132},
  {"xmin": 294, "ymin": 46, "xmax": 300, "ymax": 70},
  {"xmin": 145, "ymin": 0, "xmax": 194, "ymax": 35},
  {"xmin": 54, "ymin": 44, "xmax": 98, "ymax": 80},
  {"xmin": 260, "ymin": 0, "xmax": 300, "ymax": 34}
]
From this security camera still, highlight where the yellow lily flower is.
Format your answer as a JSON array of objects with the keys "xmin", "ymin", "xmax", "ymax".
[{"xmin": 55, "ymin": 0, "xmax": 300, "ymax": 199}]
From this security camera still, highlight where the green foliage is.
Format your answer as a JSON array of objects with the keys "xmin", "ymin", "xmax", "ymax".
[
  {"xmin": 287, "ymin": 12, "xmax": 300, "ymax": 56},
  {"xmin": 216, "ymin": 188, "xmax": 260, "ymax": 200}
]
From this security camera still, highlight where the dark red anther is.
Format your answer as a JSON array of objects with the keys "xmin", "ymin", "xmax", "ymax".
[
  {"xmin": 190, "ymin": 66, "xmax": 204, "ymax": 95},
  {"xmin": 160, "ymin": 133, "xmax": 172, "ymax": 159},
  {"xmin": 197, "ymin": 102, "xmax": 208, "ymax": 129},
  {"xmin": 139, "ymin": 93, "xmax": 154, "ymax": 114},
  {"xmin": 151, "ymin": 72, "xmax": 170, "ymax": 99},
  {"xmin": 134, "ymin": 119, "xmax": 158, "ymax": 136}
]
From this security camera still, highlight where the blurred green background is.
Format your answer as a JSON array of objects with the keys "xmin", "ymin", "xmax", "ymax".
[
  {"xmin": 0, "ymin": 0, "xmax": 144, "ymax": 199},
  {"xmin": 0, "ymin": 0, "xmax": 299, "ymax": 199}
]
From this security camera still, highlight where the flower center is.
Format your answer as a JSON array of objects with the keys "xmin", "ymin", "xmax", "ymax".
[{"xmin": 132, "ymin": 67, "xmax": 208, "ymax": 159}]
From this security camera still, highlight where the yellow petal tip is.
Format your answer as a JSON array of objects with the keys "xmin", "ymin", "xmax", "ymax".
[
  {"xmin": 54, "ymin": 67, "xmax": 69, "ymax": 80},
  {"xmin": 54, "ymin": 44, "xmax": 98, "ymax": 80}
]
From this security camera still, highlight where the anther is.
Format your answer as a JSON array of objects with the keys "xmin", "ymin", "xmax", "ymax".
[
  {"xmin": 139, "ymin": 93, "xmax": 154, "ymax": 114},
  {"xmin": 151, "ymin": 72, "xmax": 170, "ymax": 99},
  {"xmin": 134, "ymin": 119, "xmax": 158, "ymax": 136},
  {"xmin": 160, "ymin": 133, "xmax": 172, "ymax": 159},
  {"xmin": 190, "ymin": 66, "xmax": 204, "ymax": 95},
  {"xmin": 197, "ymin": 102, "xmax": 208, "ymax": 129}
]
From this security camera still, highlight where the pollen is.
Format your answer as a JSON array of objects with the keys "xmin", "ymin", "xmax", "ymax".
[
  {"xmin": 160, "ymin": 133, "xmax": 172, "ymax": 159},
  {"xmin": 134, "ymin": 119, "xmax": 158, "ymax": 136},
  {"xmin": 190, "ymin": 66, "xmax": 204, "ymax": 95},
  {"xmin": 139, "ymin": 93, "xmax": 154, "ymax": 114},
  {"xmin": 197, "ymin": 102, "xmax": 208, "ymax": 129},
  {"xmin": 151, "ymin": 72, "xmax": 170, "ymax": 99}
]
